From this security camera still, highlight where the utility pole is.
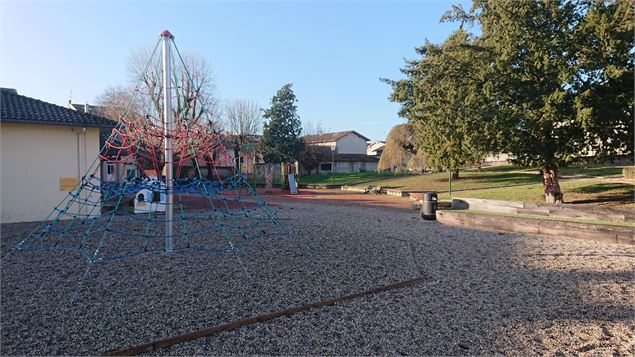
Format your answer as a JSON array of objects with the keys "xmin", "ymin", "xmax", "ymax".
[{"xmin": 448, "ymin": 165, "xmax": 452, "ymax": 196}]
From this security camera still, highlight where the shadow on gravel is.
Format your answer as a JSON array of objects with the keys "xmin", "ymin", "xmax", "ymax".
[{"xmin": 399, "ymin": 226, "xmax": 634, "ymax": 355}]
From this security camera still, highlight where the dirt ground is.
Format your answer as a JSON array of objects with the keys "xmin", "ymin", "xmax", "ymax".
[{"xmin": 257, "ymin": 188, "xmax": 417, "ymax": 212}]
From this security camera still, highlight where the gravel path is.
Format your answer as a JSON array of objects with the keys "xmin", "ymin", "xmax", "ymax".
[{"xmin": 1, "ymin": 197, "xmax": 633, "ymax": 355}]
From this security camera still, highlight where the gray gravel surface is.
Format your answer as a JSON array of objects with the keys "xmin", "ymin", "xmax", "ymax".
[{"xmin": 1, "ymin": 199, "xmax": 634, "ymax": 356}]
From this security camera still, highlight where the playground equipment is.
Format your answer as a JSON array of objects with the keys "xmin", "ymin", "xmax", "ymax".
[
  {"xmin": 282, "ymin": 162, "xmax": 299, "ymax": 194},
  {"xmin": 15, "ymin": 30, "xmax": 290, "ymax": 301}
]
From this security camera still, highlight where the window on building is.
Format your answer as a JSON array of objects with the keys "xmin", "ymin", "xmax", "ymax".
[
  {"xmin": 152, "ymin": 191, "xmax": 161, "ymax": 202},
  {"xmin": 126, "ymin": 168, "xmax": 136, "ymax": 179},
  {"xmin": 106, "ymin": 163, "xmax": 114, "ymax": 176},
  {"xmin": 320, "ymin": 163, "xmax": 332, "ymax": 171}
]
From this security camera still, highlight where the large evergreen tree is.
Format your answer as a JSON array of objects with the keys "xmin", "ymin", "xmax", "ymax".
[
  {"xmin": 260, "ymin": 84, "xmax": 304, "ymax": 163},
  {"xmin": 384, "ymin": 30, "xmax": 490, "ymax": 178},
  {"xmin": 473, "ymin": 0, "xmax": 633, "ymax": 202},
  {"xmin": 388, "ymin": 0, "xmax": 633, "ymax": 202}
]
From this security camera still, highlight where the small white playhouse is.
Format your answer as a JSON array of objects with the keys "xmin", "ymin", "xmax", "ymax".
[{"xmin": 134, "ymin": 174, "xmax": 167, "ymax": 214}]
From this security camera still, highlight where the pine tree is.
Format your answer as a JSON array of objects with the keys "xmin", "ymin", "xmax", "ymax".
[
  {"xmin": 261, "ymin": 84, "xmax": 304, "ymax": 163},
  {"xmin": 384, "ymin": 30, "xmax": 489, "ymax": 179}
]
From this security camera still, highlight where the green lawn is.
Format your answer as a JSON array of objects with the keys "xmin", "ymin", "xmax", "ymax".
[
  {"xmin": 500, "ymin": 165, "xmax": 626, "ymax": 178},
  {"xmin": 300, "ymin": 165, "xmax": 632, "ymax": 207},
  {"xmin": 439, "ymin": 179, "xmax": 634, "ymax": 208},
  {"xmin": 299, "ymin": 172, "xmax": 400, "ymax": 185},
  {"xmin": 351, "ymin": 168, "xmax": 540, "ymax": 192},
  {"xmin": 348, "ymin": 164, "xmax": 629, "ymax": 192},
  {"xmin": 558, "ymin": 165, "xmax": 625, "ymax": 177}
]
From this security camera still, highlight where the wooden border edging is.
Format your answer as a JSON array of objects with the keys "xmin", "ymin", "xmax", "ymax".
[
  {"xmin": 104, "ymin": 277, "xmax": 424, "ymax": 356},
  {"xmin": 451, "ymin": 197, "xmax": 634, "ymax": 223},
  {"xmin": 437, "ymin": 210, "xmax": 634, "ymax": 245}
]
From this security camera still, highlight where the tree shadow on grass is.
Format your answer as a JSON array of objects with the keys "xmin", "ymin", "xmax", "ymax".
[
  {"xmin": 570, "ymin": 183, "xmax": 631, "ymax": 194},
  {"xmin": 464, "ymin": 172, "xmax": 540, "ymax": 185},
  {"xmin": 567, "ymin": 182, "xmax": 634, "ymax": 205}
]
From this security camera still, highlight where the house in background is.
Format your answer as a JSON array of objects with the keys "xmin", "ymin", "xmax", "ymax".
[
  {"xmin": 482, "ymin": 153, "xmax": 512, "ymax": 166},
  {"xmin": 67, "ymin": 101, "xmax": 105, "ymax": 115},
  {"xmin": 1, "ymin": 88, "xmax": 116, "ymax": 223},
  {"xmin": 367, "ymin": 140, "xmax": 385, "ymax": 157},
  {"xmin": 302, "ymin": 130, "xmax": 378, "ymax": 174},
  {"xmin": 67, "ymin": 100, "xmax": 138, "ymax": 182}
]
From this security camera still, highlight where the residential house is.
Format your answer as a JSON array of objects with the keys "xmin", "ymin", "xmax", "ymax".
[
  {"xmin": 67, "ymin": 100, "xmax": 138, "ymax": 182},
  {"xmin": 67, "ymin": 101, "xmax": 105, "ymax": 115},
  {"xmin": 367, "ymin": 140, "xmax": 386, "ymax": 157},
  {"xmin": 302, "ymin": 130, "xmax": 378, "ymax": 174},
  {"xmin": 0, "ymin": 88, "xmax": 116, "ymax": 223}
]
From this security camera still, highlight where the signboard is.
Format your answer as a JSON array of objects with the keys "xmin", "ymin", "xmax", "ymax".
[
  {"xmin": 59, "ymin": 177, "xmax": 78, "ymax": 191},
  {"xmin": 242, "ymin": 144, "xmax": 255, "ymax": 152}
]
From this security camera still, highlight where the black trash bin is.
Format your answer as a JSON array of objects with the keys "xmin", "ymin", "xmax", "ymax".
[{"xmin": 421, "ymin": 192, "xmax": 437, "ymax": 220}]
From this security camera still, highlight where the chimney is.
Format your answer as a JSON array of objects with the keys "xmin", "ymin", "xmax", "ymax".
[
  {"xmin": 0, "ymin": 88, "xmax": 18, "ymax": 95},
  {"xmin": 84, "ymin": 104, "xmax": 89, "ymax": 113}
]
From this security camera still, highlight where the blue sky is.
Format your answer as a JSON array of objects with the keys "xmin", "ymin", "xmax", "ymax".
[{"xmin": 0, "ymin": 0, "xmax": 470, "ymax": 141}]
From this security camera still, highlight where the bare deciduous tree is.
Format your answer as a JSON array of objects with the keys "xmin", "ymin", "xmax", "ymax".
[
  {"xmin": 302, "ymin": 120, "xmax": 328, "ymax": 143},
  {"xmin": 126, "ymin": 46, "xmax": 222, "ymax": 128},
  {"xmin": 224, "ymin": 99, "xmax": 262, "ymax": 146},
  {"xmin": 94, "ymin": 85, "xmax": 142, "ymax": 121},
  {"xmin": 299, "ymin": 120, "xmax": 329, "ymax": 175},
  {"xmin": 96, "ymin": 46, "xmax": 223, "ymax": 178}
]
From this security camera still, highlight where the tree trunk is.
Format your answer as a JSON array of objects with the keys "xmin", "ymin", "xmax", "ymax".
[
  {"xmin": 452, "ymin": 169, "xmax": 460, "ymax": 180},
  {"xmin": 541, "ymin": 162, "xmax": 563, "ymax": 203},
  {"xmin": 264, "ymin": 164, "xmax": 273, "ymax": 193}
]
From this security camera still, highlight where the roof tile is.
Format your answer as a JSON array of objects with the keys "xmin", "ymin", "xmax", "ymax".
[
  {"xmin": 1, "ymin": 89, "xmax": 116, "ymax": 128},
  {"xmin": 304, "ymin": 130, "xmax": 370, "ymax": 144}
]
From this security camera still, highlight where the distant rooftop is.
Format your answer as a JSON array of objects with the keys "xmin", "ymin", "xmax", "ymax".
[
  {"xmin": 1, "ymin": 88, "xmax": 116, "ymax": 128},
  {"xmin": 67, "ymin": 102, "xmax": 106, "ymax": 115},
  {"xmin": 304, "ymin": 130, "xmax": 370, "ymax": 144}
]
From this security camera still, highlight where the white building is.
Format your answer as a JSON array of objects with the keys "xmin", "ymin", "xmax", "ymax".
[
  {"xmin": 0, "ymin": 88, "xmax": 116, "ymax": 223},
  {"xmin": 302, "ymin": 130, "xmax": 379, "ymax": 174},
  {"xmin": 367, "ymin": 140, "xmax": 386, "ymax": 157}
]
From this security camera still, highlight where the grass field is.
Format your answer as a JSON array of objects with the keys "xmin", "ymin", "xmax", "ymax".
[
  {"xmin": 299, "ymin": 172, "xmax": 399, "ymax": 185},
  {"xmin": 333, "ymin": 164, "xmax": 632, "ymax": 208},
  {"xmin": 438, "ymin": 179, "xmax": 634, "ymax": 208},
  {"xmin": 347, "ymin": 164, "xmax": 630, "ymax": 192},
  {"xmin": 351, "ymin": 168, "xmax": 540, "ymax": 192},
  {"xmin": 481, "ymin": 165, "xmax": 626, "ymax": 178}
]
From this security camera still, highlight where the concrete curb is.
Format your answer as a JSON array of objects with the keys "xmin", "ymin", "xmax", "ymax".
[{"xmin": 299, "ymin": 183, "xmax": 341, "ymax": 189}]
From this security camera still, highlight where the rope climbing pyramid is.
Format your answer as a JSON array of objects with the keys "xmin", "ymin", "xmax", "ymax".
[{"xmin": 16, "ymin": 30, "xmax": 290, "ymax": 265}]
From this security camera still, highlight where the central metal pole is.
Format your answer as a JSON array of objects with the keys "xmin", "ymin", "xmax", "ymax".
[{"xmin": 161, "ymin": 30, "xmax": 174, "ymax": 253}]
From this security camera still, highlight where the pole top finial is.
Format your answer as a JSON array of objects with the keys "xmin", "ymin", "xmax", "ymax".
[{"xmin": 160, "ymin": 29, "xmax": 174, "ymax": 38}]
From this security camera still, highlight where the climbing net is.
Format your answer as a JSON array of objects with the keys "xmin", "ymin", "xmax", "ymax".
[{"xmin": 16, "ymin": 33, "xmax": 290, "ymax": 265}]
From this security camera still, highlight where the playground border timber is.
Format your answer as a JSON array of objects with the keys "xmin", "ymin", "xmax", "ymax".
[{"xmin": 436, "ymin": 210, "xmax": 634, "ymax": 245}]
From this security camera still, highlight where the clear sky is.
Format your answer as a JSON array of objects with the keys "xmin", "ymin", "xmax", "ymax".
[{"xmin": 0, "ymin": 0, "xmax": 469, "ymax": 141}]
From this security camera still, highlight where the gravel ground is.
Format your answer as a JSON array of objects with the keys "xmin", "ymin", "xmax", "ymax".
[{"xmin": 1, "ymin": 196, "xmax": 634, "ymax": 356}]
